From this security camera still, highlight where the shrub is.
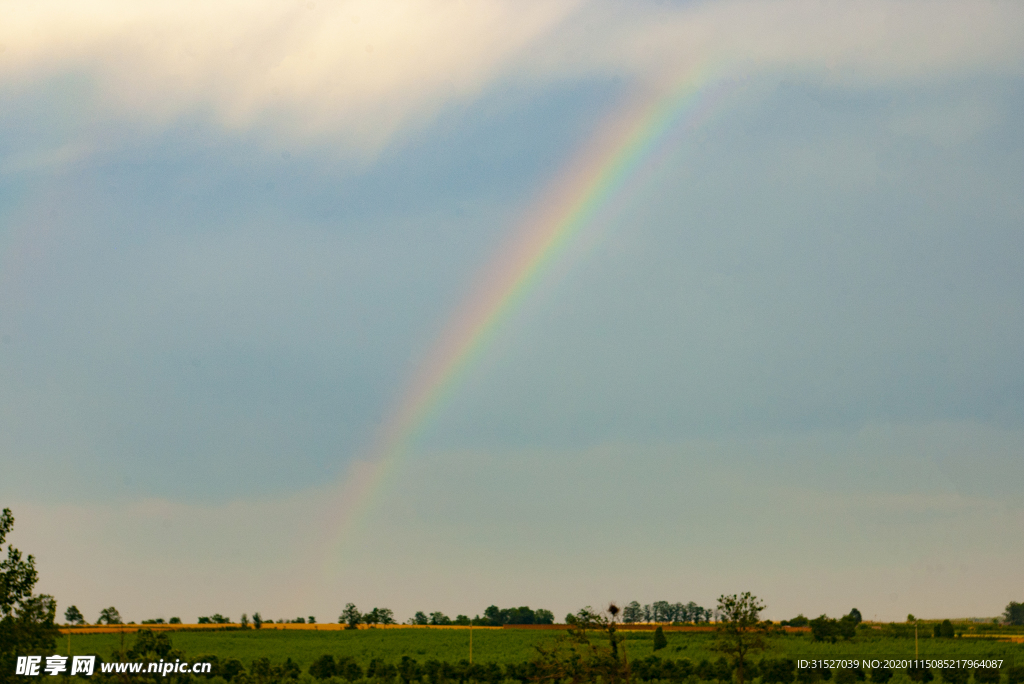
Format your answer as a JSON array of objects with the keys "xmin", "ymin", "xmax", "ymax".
[
  {"xmin": 975, "ymin": 668, "xmax": 1002, "ymax": 684},
  {"xmin": 871, "ymin": 664, "xmax": 894, "ymax": 683},
  {"xmin": 940, "ymin": 667, "xmax": 969, "ymax": 684},
  {"xmin": 654, "ymin": 626, "xmax": 668, "ymax": 651},
  {"xmin": 308, "ymin": 655, "xmax": 335, "ymax": 680},
  {"xmin": 810, "ymin": 615, "xmax": 841, "ymax": 642},
  {"xmin": 762, "ymin": 659, "xmax": 796, "ymax": 684},
  {"xmin": 907, "ymin": 663, "xmax": 934, "ymax": 683}
]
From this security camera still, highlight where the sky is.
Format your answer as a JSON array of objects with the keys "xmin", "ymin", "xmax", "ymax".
[{"xmin": 1, "ymin": 0, "xmax": 1023, "ymax": 626}]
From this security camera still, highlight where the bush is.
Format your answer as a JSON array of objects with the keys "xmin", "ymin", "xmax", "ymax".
[
  {"xmin": 308, "ymin": 654, "xmax": 335, "ymax": 680},
  {"xmin": 654, "ymin": 626, "xmax": 668, "ymax": 651},
  {"xmin": 1006, "ymin": 665, "xmax": 1024, "ymax": 684},
  {"xmin": 907, "ymin": 663, "xmax": 934, "ymax": 683},
  {"xmin": 871, "ymin": 665, "xmax": 894, "ymax": 683},
  {"xmin": 761, "ymin": 659, "xmax": 796, "ymax": 684},
  {"xmin": 940, "ymin": 667, "xmax": 969, "ymax": 684},
  {"xmin": 975, "ymin": 668, "xmax": 1002, "ymax": 684},
  {"xmin": 834, "ymin": 666, "xmax": 866, "ymax": 684},
  {"xmin": 810, "ymin": 615, "xmax": 841, "ymax": 643}
]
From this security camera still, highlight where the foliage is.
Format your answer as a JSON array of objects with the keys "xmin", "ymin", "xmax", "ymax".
[
  {"xmin": 782, "ymin": 615, "xmax": 810, "ymax": 627},
  {"xmin": 64, "ymin": 604, "xmax": 85, "ymax": 625},
  {"xmin": 834, "ymin": 665, "xmax": 865, "ymax": 684},
  {"xmin": 618, "ymin": 600, "xmax": 712, "ymax": 624},
  {"xmin": 811, "ymin": 615, "xmax": 841, "ymax": 643},
  {"xmin": 0, "ymin": 509, "xmax": 59, "ymax": 684},
  {"xmin": 1004, "ymin": 602, "xmax": 1024, "ymax": 626},
  {"xmin": 715, "ymin": 592, "xmax": 768, "ymax": 684},
  {"xmin": 907, "ymin": 662, "xmax": 935, "ymax": 682},
  {"xmin": 940, "ymin": 665, "xmax": 969, "ymax": 684},
  {"xmin": 362, "ymin": 607, "xmax": 395, "ymax": 625},
  {"xmin": 338, "ymin": 603, "xmax": 361, "ymax": 629},
  {"xmin": 478, "ymin": 605, "xmax": 555, "ymax": 626},
  {"xmin": 0, "ymin": 510, "xmax": 38, "ymax": 619},
  {"xmin": 871, "ymin": 664, "xmax": 894, "ymax": 683},
  {"xmin": 653, "ymin": 625, "xmax": 668, "ymax": 651},
  {"xmin": 530, "ymin": 605, "xmax": 629, "ymax": 684},
  {"xmin": 251, "ymin": 612, "xmax": 262, "ymax": 629},
  {"xmin": 98, "ymin": 606, "xmax": 122, "ymax": 625},
  {"xmin": 198, "ymin": 614, "xmax": 230, "ymax": 624},
  {"xmin": 974, "ymin": 668, "xmax": 1001, "ymax": 684},
  {"xmin": 761, "ymin": 658, "xmax": 796, "ymax": 684}
]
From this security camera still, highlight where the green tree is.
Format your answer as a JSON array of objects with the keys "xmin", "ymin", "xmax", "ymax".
[
  {"xmin": 429, "ymin": 611, "xmax": 451, "ymax": 625},
  {"xmin": 653, "ymin": 625, "xmax": 668, "ymax": 651},
  {"xmin": 535, "ymin": 609, "xmax": 555, "ymax": 625},
  {"xmin": 623, "ymin": 601, "xmax": 643, "ymax": 624},
  {"xmin": 939, "ymin": 619, "xmax": 954, "ymax": 638},
  {"xmin": 64, "ymin": 605, "xmax": 85, "ymax": 625},
  {"xmin": 251, "ymin": 612, "xmax": 262, "ymax": 629},
  {"xmin": 810, "ymin": 615, "xmax": 841, "ymax": 643},
  {"xmin": 762, "ymin": 659, "xmax": 797, "ymax": 684},
  {"xmin": 339, "ymin": 603, "xmax": 361, "ymax": 629},
  {"xmin": 531, "ymin": 604, "xmax": 628, "ymax": 684},
  {"xmin": 309, "ymin": 654, "xmax": 336, "ymax": 680},
  {"xmin": 1003, "ymin": 602, "xmax": 1024, "ymax": 626},
  {"xmin": 98, "ymin": 606, "xmax": 122, "ymax": 624},
  {"xmin": 715, "ymin": 592, "xmax": 768, "ymax": 684},
  {"xmin": 0, "ymin": 509, "xmax": 60, "ymax": 684},
  {"xmin": 411, "ymin": 611, "xmax": 429, "ymax": 625}
]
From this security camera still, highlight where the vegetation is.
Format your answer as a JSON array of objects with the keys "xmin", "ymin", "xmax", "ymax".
[
  {"xmin": 714, "ymin": 592, "xmax": 768, "ymax": 684},
  {"xmin": 622, "ymin": 601, "xmax": 713, "ymax": 624},
  {"xmin": 0, "ymin": 508, "xmax": 59, "ymax": 684},
  {"xmin": 1005, "ymin": 603, "xmax": 1024, "ymax": 627},
  {"xmin": 654, "ymin": 626, "xmax": 668, "ymax": 651},
  {"xmin": 97, "ymin": 606, "xmax": 122, "ymax": 625},
  {"xmin": 50, "ymin": 625, "xmax": 1024, "ymax": 683}
]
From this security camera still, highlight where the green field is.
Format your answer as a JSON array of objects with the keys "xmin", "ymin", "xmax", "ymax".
[{"xmin": 56, "ymin": 627, "xmax": 1023, "ymax": 681}]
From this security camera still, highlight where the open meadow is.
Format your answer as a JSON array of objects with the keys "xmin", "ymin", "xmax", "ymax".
[{"xmin": 54, "ymin": 625, "xmax": 1024, "ymax": 682}]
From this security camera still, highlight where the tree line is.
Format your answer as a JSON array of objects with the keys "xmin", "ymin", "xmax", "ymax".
[
  {"xmin": 337, "ymin": 604, "xmax": 556, "ymax": 628},
  {"xmin": 618, "ymin": 601, "xmax": 713, "ymax": 624}
]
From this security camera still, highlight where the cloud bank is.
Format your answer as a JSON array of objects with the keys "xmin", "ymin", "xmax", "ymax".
[{"xmin": 2, "ymin": 0, "xmax": 1021, "ymax": 153}]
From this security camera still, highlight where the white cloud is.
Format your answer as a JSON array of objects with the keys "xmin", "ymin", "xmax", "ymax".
[{"xmin": 1, "ymin": 0, "xmax": 1021, "ymax": 153}]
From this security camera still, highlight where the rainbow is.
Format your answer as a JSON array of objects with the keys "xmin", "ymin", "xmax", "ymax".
[{"xmin": 322, "ymin": 63, "xmax": 739, "ymax": 563}]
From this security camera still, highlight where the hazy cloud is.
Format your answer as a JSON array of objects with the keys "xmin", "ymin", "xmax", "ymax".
[{"xmin": 1, "ymin": 0, "xmax": 1021, "ymax": 153}]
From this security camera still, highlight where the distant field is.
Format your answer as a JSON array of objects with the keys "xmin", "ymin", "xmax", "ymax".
[{"xmin": 56, "ymin": 628, "xmax": 1024, "ymax": 673}]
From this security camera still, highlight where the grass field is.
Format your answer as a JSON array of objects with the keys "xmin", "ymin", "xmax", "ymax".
[{"xmin": 56, "ymin": 627, "xmax": 1024, "ymax": 675}]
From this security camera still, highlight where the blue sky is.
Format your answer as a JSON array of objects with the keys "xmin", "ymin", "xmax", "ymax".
[{"xmin": 1, "ymin": 0, "xmax": 1023, "ymax": 625}]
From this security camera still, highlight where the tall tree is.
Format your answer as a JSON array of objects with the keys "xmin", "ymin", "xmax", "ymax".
[
  {"xmin": 715, "ymin": 592, "xmax": 768, "ymax": 684},
  {"xmin": 98, "ymin": 607, "xmax": 122, "ymax": 625},
  {"xmin": 1004, "ymin": 602, "xmax": 1024, "ymax": 626},
  {"xmin": 622, "ymin": 601, "xmax": 643, "ymax": 624},
  {"xmin": 64, "ymin": 605, "xmax": 85, "ymax": 625},
  {"xmin": 0, "ymin": 509, "xmax": 59, "ymax": 684},
  {"xmin": 339, "ymin": 603, "xmax": 362, "ymax": 629}
]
